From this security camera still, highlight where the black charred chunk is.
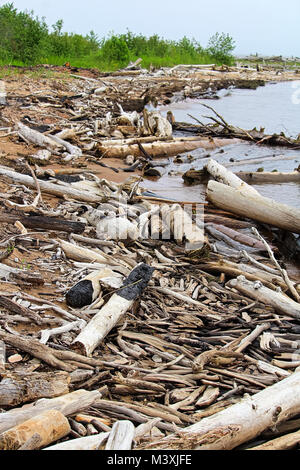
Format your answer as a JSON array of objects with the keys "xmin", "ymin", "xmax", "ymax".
[
  {"xmin": 118, "ymin": 263, "xmax": 154, "ymax": 301},
  {"xmin": 66, "ymin": 279, "xmax": 94, "ymax": 308}
]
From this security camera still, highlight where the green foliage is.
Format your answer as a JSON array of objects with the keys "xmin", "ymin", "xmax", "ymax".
[
  {"xmin": 100, "ymin": 35, "xmax": 130, "ymax": 65},
  {"xmin": 206, "ymin": 32, "xmax": 236, "ymax": 65},
  {"xmin": 0, "ymin": 3, "xmax": 236, "ymax": 70}
]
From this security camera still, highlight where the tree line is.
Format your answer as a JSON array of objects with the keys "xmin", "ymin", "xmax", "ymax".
[{"xmin": 0, "ymin": 3, "xmax": 236, "ymax": 69}]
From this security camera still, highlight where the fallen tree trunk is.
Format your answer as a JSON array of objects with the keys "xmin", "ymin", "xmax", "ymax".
[
  {"xmin": 205, "ymin": 158, "xmax": 259, "ymax": 196},
  {"xmin": 0, "ymin": 167, "xmax": 103, "ymax": 203},
  {"xmin": 44, "ymin": 432, "xmax": 109, "ymax": 450},
  {"xmin": 0, "ymin": 409, "xmax": 71, "ymax": 450},
  {"xmin": 98, "ymin": 139, "xmax": 218, "ymax": 159},
  {"xmin": 237, "ymin": 171, "xmax": 300, "ymax": 184},
  {"xmin": 207, "ymin": 181, "xmax": 300, "ymax": 234},
  {"xmin": 227, "ymin": 276, "xmax": 300, "ymax": 319},
  {"xmin": 73, "ymin": 263, "xmax": 153, "ymax": 356},
  {"xmin": 16, "ymin": 122, "xmax": 61, "ymax": 151},
  {"xmin": 0, "ymin": 213, "xmax": 85, "ymax": 234},
  {"xmin": 138, "ymin": 370, "xmax": 300, "ymax": 450},
  {"xmin": 58, "ymin": 239, "xmax": 108, "ymax": 264},
  {"xmin": 0, "ymin": 371, "xmax": 70, "ymax": 406}
]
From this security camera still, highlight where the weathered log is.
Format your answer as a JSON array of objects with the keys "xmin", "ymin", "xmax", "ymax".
[
  {"xmin": 0, "ymin": 409, "xmax": 71, "ymax": 450},
  {"xmin": 0, "ymin": 371, "xmax": 70, "ymax": 406},
  {"xmin": 16, "ymin": 122, "xmax": 60, "ymax": 151},
  {"xmin": 0, "ymin": 331, "xmax": 75, "ymax": 372},
  {"xmin": 58, "ymin": 239, "xmax": 108, "ymax": 264},
  {"xmin": 228, "ymin": 276, "xmax": 300, "ymax": 319},
  {"xmin": 205, "ymin": 158, "xmax": 259, "ymax": 196},
  {"xmin": 0, "ymin": 389, "xmax": 101, "ymax": 434},
  {"xmin": 0, "ymin": 213, "xmax": 85, "ymax": 234},
  {"xmin": 73, "ymin": 263, "xmax": 154, "ymax": 356},
  {"xmin": 98, "ymin": 139, "xmax": 217, "ymax": 159},
  {"xmin": 0, "ymin": 167, "xmax": 103, "ymax": 203},
  {"xmin": 237, "ymin": 170, "xmax": 300, "ymax": 184},
  {"xmin": 207, "ymin": 181, "xmax": 300, "ymax": 234},
  {"xmin": 44, "ymin": 432, "xmax": 109, "ymax": 450},
  {"xmin": 0, "ymin": 295, "xmax": 44, "ymax": 325},
  {"xmin": 139, "ymin": 370, "xmax": 300, "ymax": 450},
  {"xmin": 248, "ymin": 428, "xmax": 300, "ymax": 450},
  {"xmin": 105, "ymin": 420, "xmax": 135, "ymax": 450},
  {"xmin": 0, "ymin": 340, "xmax": 6, "ymax": 370}
]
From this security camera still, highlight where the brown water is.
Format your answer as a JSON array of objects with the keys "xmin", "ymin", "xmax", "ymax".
[{"xmin": 144, "ymin": 82, "xmax": 300, "ymax": 209}]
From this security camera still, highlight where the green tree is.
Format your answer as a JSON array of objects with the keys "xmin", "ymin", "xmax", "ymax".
[{"xmin": 206, "ymin": 32, "xmax": 236, "ymax": 64}]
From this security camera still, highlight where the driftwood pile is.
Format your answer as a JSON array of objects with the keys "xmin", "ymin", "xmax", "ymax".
[{"xmin": 0, "ymin": 67, "xmax": 299, "ymax": 451}]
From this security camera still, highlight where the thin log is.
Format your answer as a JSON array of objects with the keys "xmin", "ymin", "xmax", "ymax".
[
  {"xmin": 228, "ymin": 276, "xmax": 300, "ymax": 319},
  {"xmin": 0, "ymin": 339, "xmax": 6, "ymax": 370},
  {"xmin": 0, "ymin": 167, "xmax": 103, "ymax": 203},
  {"xmin": 0, "ymin": 213, "xmax": 85, "ymax": 234}
]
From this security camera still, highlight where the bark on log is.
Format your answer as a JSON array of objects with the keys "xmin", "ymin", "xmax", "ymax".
[
  {"xmin": 73, "ymin": 263, "xmax": 154, "ymax": 356},
  {"xmin": 0, "ymin": 213, "xmax": 85, "ymax": 234},
  {"xmin": 139, "ymin": 370, "xmax": 300, "ymax": 450},
  {"xmin": 0, "ymin": 389, "xmax": 100, "ymax": 434},
  {"xmin": 0, "ymin": 409, "xmax": 70, "ymax": 450},
  {"xmin": 207, "ymin": 181, "xmax": 300, "ymax": 234},
  {"xmin": 0, "ymin": 371, "xmax": 70, "ymax": 406},
  {"xmin": 66, "ymin": 268, "xmax": 114, "ymax": 308},
  {"xmin": 227, "ymin": 276, "xmax": 300, "ymax": 319}
]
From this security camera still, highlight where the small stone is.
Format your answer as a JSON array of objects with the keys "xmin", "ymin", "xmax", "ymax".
[{"xmin": 8, "ymin": 354, "xmax": 23, "ymax": 363}]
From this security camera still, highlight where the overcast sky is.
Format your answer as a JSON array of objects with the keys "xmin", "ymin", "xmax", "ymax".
[{"xmin": 3, "ymin": 0, "xmax": 300, "ymax": 57}]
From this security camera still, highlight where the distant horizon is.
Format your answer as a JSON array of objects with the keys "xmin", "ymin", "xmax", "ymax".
[{"xmin": 2, "ymin": 0, "xmax": 300, "ymax": 57}]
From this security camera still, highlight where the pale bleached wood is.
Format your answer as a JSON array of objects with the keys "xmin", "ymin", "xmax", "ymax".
[
  {"xmin": 58, "ymin": 239, "xmax": 108, "ymax": 264},
  {"xmin": 16, "ymin": 122, "xmax": 60, "ymax": 151},
  {"xmin": 0, "ymin": 389, "xmax": 100, "ymax": 434},
  {"xmin": 105, "ymin": 420, "xmax": 135, "ymax": 450},
  {"xmin": 98, "ymin": 139, "xmax": 216, "ymax": 159},
  {"xmin": 73, "ymin": 263, "xmax": 153, "ymax": 356},
  {"xmin": 228, "ymin": 276, "xmax": 300, "ymax": 319},
  {"xmin": 44, "ymin": 432, "xmax": 110, "ymax": 450},
  {"xmin": 205, "ymin": 158, "xmax": 259, "ymax": 196},
  {"xmin": 0, "ymin": 339, "xmax": 6, "ymax": 370},
  {"xmin": 0, "ymin": 167, "xmax": 103, "ymax": 203},
  {"xmin": 207, "ymin": 181, "xmax": 300, "ymax": 234},
  {"xmin": 0, "ymin": 409, "xmax": 71, "ymax": 450}
]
